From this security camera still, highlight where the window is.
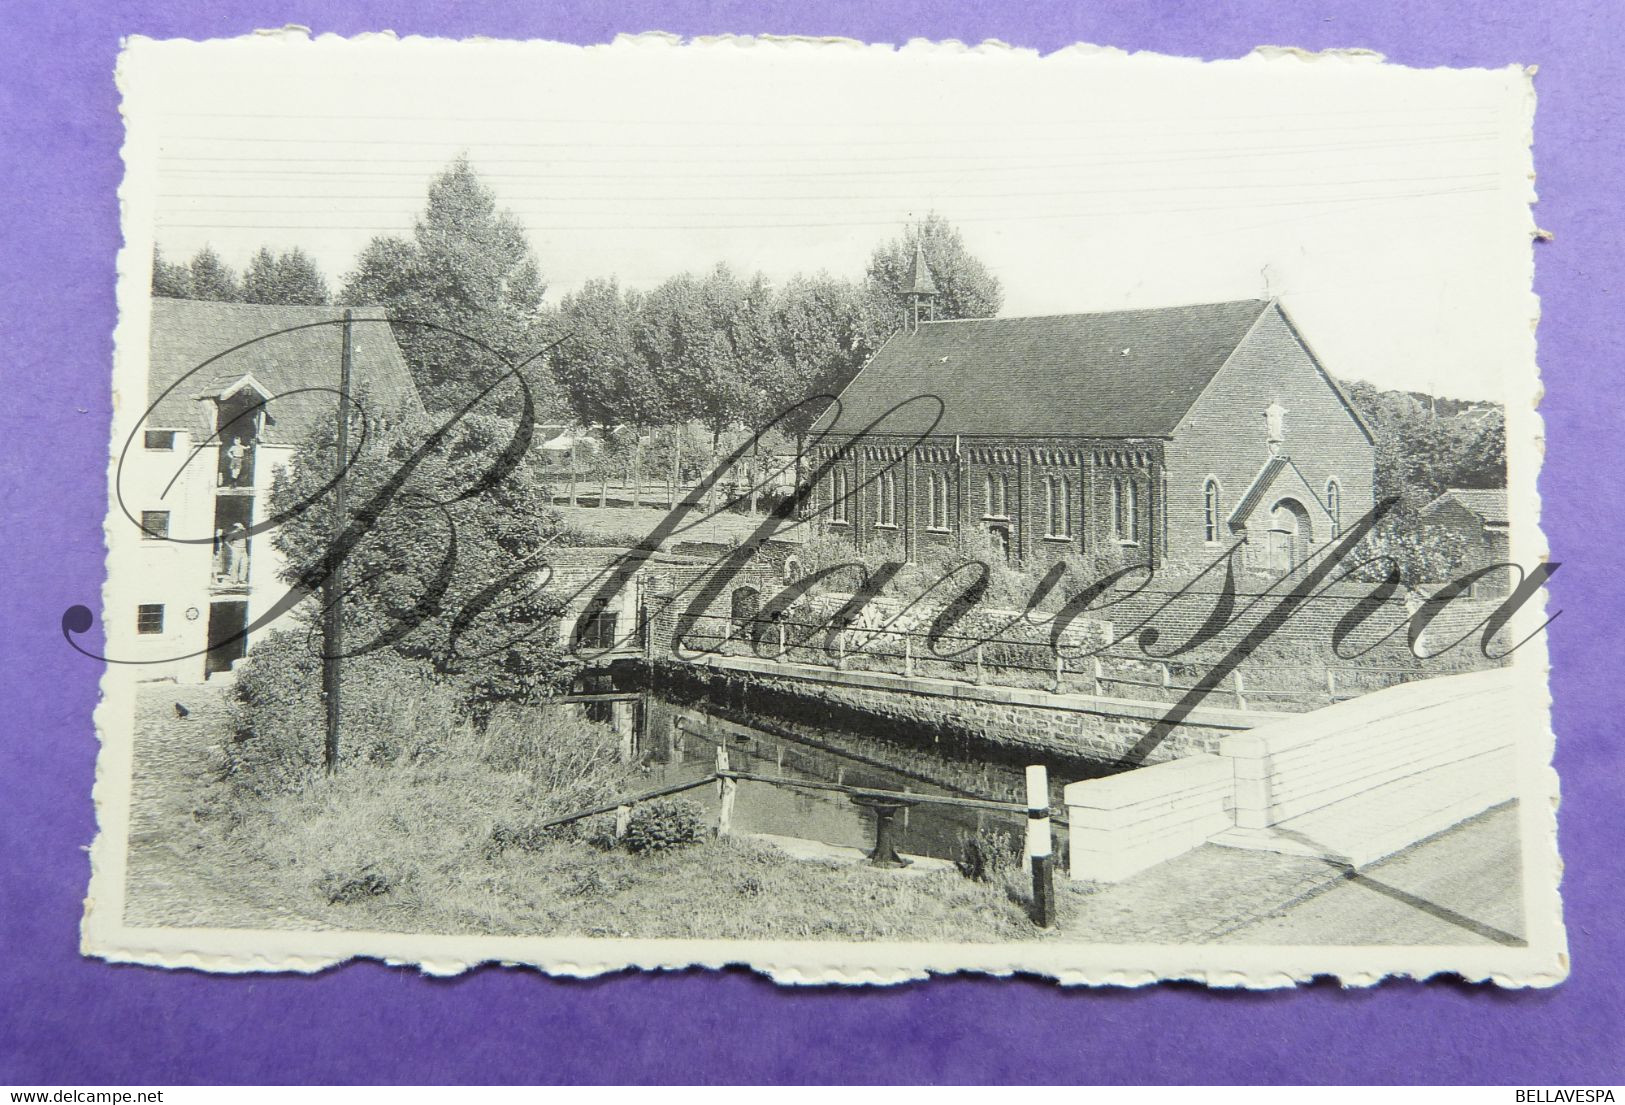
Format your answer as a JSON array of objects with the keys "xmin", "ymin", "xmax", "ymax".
[
  {"xmin": 1113, "ymin": 477, "xmax": 1139, "ymax": 543},
  {"xmin": 136, "ymin": 604, "xmax": 164, "ymax": 635},
  {"xmin": 143, "ymin": 430, "xmax": 175, "ymax": 450},
  {"xmin": 574, "ymin": 607, "xmax": 619, "ymax": 650},
  {"xmin": 1326, "ymin": 479, "xmax": 1342, "ymax": 536},
  {"xmin": 1044, "ymin": 476, "xmax": 1071, "ymax": 538},
  {"xmin": 983, "ymin": 472, "xmax": 1009, "ymax": 518},
  {"xmin": 927, "ymin": 472, "xmax": 951, "ymax": 530},
  {"xmin": 140, "ymin": 510, "xmax": 170, "ymax": 540},
  {"xmin": 831, "ymin": 468, "xmax": 850, "ymax": 523},
  {"xmin": 1203, "ymin": 479, "xmax": 1221, "ymax": 543},
  {"xmin": 876, "ymin": 471, "xmax": 897, "ymax": 526}
]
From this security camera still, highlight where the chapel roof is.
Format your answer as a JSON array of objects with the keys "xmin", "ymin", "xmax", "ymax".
[
  {"xmin": 809, "ymin": 299, "xmax": 1277, "ymax": 440},
  {"xmin": 1425, "ymin": 488, "xmax": 1509, "ymax": 527},
  {"xmin": 144, "ymin": 298, "xmax": 424, "ymax": 445}
]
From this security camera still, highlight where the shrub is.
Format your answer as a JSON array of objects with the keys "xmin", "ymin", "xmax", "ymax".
[
  {"xmin": 955, "ymin": 827, "xmax": 1020, "ymax": 883},
  {"xmin": 224, "ymin": 628, "xmax": 463, "ymax": 795},
  {"xmin": 622, "ymin": 799, "xmax": 706, "ymax": 854}
]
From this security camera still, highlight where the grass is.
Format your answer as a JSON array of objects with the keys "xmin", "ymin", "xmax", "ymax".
[
  {"xmin": 129, "ymin": 683, "xmax": 1515, "ymax": 946},
  {"xmin": 312, "ymin": 832, "xmax": 1048, "ymax": 942},
  {"xmin": 127, "ymin": 683, "xmax": 1045, "ymax": 941},
  {"xmin": 555, "ymin": 500, "xmax": 805, "ymax": 548}
]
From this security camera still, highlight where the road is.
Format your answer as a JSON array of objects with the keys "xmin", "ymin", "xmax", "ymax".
[{"xmin": 1217, "ymin": 802, "xmax": 1525, "ymax": 946}]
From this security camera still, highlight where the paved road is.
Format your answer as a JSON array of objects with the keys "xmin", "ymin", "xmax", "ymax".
[{"xmin": 1217, "ymin": 803, "xmax": 1525, "ymax": 946}]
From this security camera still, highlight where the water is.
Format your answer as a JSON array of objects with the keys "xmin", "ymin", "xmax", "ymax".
[{"xmin": 563, "ymin": 687, "xmax": 1079, "ymax": 864}]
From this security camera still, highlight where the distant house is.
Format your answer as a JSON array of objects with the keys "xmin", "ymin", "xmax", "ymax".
[
  {"xmin": 123, "ymin": 298, "xmax": 423, "ymax": 682},
  {"xmin": 807, "ymin": 252, "xmax": 1375, "ymax": 574},
  {"xmin": 1421, "ymin": 488, "xmax": 1510, "ymax": 592}
]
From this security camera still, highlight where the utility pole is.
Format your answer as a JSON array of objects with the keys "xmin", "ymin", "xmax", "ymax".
[{"xmin": 322, "ymin": 308, "xmax": 354, "ymax": 772}]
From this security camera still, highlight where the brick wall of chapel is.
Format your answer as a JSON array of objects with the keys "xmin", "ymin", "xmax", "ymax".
[
  {"xmin": 815, "ymin": 441, "xmax": 1159, "ymax": 572},
  {"xmin": 1161, "ymin": 306, "xmax": 1375, "ymax": 566}
]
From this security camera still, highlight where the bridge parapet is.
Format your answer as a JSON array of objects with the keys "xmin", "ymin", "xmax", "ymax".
[{"xmin": 1064, "ymin": 667, "xmax": 1520, "ymax": 882}]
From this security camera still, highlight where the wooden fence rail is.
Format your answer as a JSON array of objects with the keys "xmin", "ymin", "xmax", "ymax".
[{"xmin": 536, "ymin": 751, "xmax": 1061, "ymax": 927}]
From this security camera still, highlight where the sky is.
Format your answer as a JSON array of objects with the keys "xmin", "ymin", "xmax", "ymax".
[{"xmin": 123, "ymin": 33, "xmax": 1537, "ymax": 401}]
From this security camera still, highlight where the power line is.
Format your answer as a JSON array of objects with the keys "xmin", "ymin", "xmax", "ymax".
[
  {"xmin": 152, "ymin": 133, "xmax": 1501, "ymax": 186},
  {"xmin": 158, "ymin": 103, "xmax": 1499, "ymax": 126},
  {"xmin": 152, "ymin": 182, "xmax": 1501, "ymax": 232},
  {"xmin": 156, "ymin": 172, "xmax": 1502, "ymax": 210},
  {"xmin": 155, "ymin": 135, "xmax": 1502, "ymax": 169},
  {"xmin": 156, "ymin": 117, "xmax": 1501, "ymax": 150}
]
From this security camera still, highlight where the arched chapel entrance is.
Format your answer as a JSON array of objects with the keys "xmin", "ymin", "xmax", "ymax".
[{"xmin": 1267, "ymin": 498, "xmax": 1313, "ymax": 574}]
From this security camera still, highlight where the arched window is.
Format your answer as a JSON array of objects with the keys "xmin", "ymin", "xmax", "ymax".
[
  {"xmin": 1325, "ymin": 478, "xmax": 1341, "ymax": 536},
  {"xmin": 831, "ymin": 468, "xmax": 849, "ymax": 523},
  {"xmin": 876, "ymin": 471, "xmax": 896, "ymax": 526},
  {"xmin": 927, "ymin": 472, "xmax": 951, "ymax": 530},
  {"xmin": 1043, "ymin": 476, "xmax": 1071, "ymax": 537},
  {"xmin": 984, "ymin": 472, "xmax": 1009, "ymax": 517},
  {"xmin": 1204, "ymin": 478, "xmax": 1221, "ymax": 543},
  {"xmin": 1114, "ymin": 476, "xmax": 1139, "ymax": 543}
]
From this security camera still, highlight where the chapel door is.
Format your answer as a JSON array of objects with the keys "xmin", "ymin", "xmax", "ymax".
[{"xmin": 988, "ymin": 524, "xmax": 1011, "ymax": 564}]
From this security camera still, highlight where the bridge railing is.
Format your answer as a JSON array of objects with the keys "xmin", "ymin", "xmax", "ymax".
[{"xmin": 665, "ymin": 611, "xmax": 1478, "ymax": 714}]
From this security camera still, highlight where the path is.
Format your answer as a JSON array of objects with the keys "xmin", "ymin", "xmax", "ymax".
[{"xmin": 124, "ymin": 682, "xmax": 330, "ymax": 931}]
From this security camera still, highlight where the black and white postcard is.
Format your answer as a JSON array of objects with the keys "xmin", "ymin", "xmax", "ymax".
[{"xmin": 83, "ymin": 32, "xmax": 1561, "ymax": 985}]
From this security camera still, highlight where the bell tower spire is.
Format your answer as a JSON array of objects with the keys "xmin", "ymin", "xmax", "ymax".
[{"xmin": 903, "ymin": 241, "xmax": 938, "ymax": 333}]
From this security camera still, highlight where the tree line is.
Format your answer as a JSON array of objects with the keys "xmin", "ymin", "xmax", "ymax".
[
  {"xmin": 155, "ymin": 155, "xmax": 1505, "ymax": 516},
  {"xmin": 156, "ymin": 157, "xmax": 1002, "ymax": 436}
]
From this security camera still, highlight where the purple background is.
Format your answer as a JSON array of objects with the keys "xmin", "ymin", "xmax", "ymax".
[{"xmin": 2, "ymin": 0, "xmax": 1621, "ymax": 1085}]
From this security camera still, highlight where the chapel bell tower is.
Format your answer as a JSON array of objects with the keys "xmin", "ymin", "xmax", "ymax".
[{"xmin": 904, "ymin": 241, "xmax": 938, "ymax": 332}]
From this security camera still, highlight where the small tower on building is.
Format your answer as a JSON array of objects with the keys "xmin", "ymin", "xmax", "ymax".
[{"xmin": 903, "ymin": 241, "xmax": 938, "ymax": 332}]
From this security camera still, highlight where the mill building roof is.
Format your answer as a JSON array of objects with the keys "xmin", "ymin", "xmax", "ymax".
[{"xmin": 145, "ymin": 297, "xmax": 424, "ymax": 445}]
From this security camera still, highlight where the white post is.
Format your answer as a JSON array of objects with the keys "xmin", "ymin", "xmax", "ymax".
[
  {"xmin": 1235, "ymin": 670, "xmax": 1248, "ymax": 711},
  {"xmin": 614, "ymin": 804, "xmax": 631, "ymax": 842},
  {"xmin": 1025, "ymin": 765, "xmax": 1056, "ymax": 928}
]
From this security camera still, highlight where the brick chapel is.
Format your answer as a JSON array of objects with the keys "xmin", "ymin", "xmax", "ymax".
[{"xmin": 806, "ymin": 249, "xmax": 1376, "ymax": 574}]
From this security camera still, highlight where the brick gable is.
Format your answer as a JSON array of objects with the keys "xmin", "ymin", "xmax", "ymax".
[{"xmin": 1161, "ymin": 304, "xmax": 1374, "ymax": 566}]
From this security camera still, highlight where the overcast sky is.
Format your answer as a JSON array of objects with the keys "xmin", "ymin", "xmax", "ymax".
[{"xmin": 124, "ymin": 34, "xmax": 1536, "ymax": 400}]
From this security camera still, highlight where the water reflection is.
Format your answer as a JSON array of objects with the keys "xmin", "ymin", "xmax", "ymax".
[{"xmin": 555, "ymin": 691, "xmax": 1069, "ymax": 864}]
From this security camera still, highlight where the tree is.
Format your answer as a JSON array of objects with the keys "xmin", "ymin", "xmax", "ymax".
[
  {"xmin": 635, "ymin": 265, "xmax": 785, "ymax": 448},
  {"xmin": 866, "ymin": 212, "xmax": 1002, "ymax": 326},
  {"xmin": 1344, "ymin": 380, "xmax": 1508, "ymax": 508},
  {"xmin": 551, "ymin": 279, "xmax": 672, "ymax": 507},
  {"xmin": 267, "ymin": 408, "xmax": 572, "ymax": 714},
  {"xmin": 343, "ymin": 156, "xmax": 551, "ymax": 413},
  {"xmin": 186, "ymin": 245, "xmax": 243, "ymax": 302},
  {"xmin": 769, "ymin": 274, "xmax": 890, "ymax": 434},
  {"xmin": 243, "ymin": 246, "xmax": 331, "ymax": 305},
  {"xmin": 152, "ymin": 246, "xmax": 193, "ymax": 298}
]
